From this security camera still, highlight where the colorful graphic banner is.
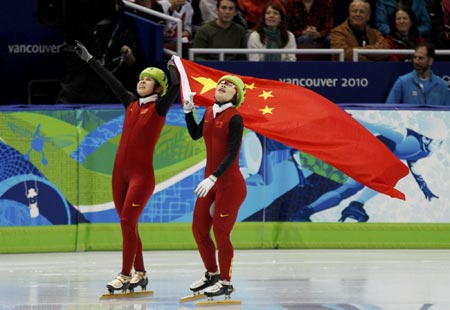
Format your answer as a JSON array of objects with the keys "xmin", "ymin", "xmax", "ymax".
[{"xmin": 0, "ymin": 106, "xmax": 449, "ymax": 226}]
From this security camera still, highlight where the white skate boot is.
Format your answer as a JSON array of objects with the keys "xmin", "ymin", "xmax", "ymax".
[
  {"xmin": 128, "ymin": 271, "xmax": 148, "ymax": 292},
  {"xmin": 190, "ymin": 271, "xmax": 220, "ymax": 293},
  {"xmin": 106, "ymin": 273, "xmax": 131, "ymax": 294},
  {"xmin": 204, "ymin": 279, "xmax": 233, "ymax": 298}
]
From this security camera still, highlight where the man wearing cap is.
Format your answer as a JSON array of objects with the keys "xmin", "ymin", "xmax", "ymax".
[
  {"xmin": 74, "ymin": 41, "xmax": 180, "ymax": 293},
  {"xmin": 183, "ymin": 75, "xmax": 247, "ymax": 298}
]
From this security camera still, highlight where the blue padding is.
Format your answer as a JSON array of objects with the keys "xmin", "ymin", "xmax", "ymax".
[{"xmin": 123, "ymin": 11, "xmax": 164, "ymax": 66}]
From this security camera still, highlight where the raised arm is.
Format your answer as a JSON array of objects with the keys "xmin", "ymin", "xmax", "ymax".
[{"xmin": 74, "ymin": 41, "xmax": 134, "ymax": 107}]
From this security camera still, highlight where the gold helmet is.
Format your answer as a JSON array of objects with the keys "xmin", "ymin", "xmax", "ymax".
[
  {"xmin": 139, "ymin": 67, "xmax": 168, "ymax": 96},
  {"xmin": 217, "ymin": 75, "xmax": 246, "ymax": 108}
]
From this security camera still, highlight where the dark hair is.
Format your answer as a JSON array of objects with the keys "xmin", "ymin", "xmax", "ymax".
[
  {"xmin": 255, "ymin": 1, "xmax": 289, "ymax": 47},
  {"xmin": 217, "ymin": 0, "xmax": 238, "ymax": 9},
  {"xmin": 388, "ymin": 5, "xmax": 420, "ymax": 41},
  {"xmin": 416, "ymin": 42, "xmax": 436, "ymax": 59}
]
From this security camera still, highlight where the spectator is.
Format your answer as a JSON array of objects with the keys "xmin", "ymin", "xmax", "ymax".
[
  {"xmin": 429, "ymin": 0, "xmax": 450, "ymax": 59},
  {"xmin": 330, "ymin": 0, "xmax": 389, "ymax": 61},
  {"xmin": 385, "ymin": 6, "xmax": 425, "ymax": 61},
  {"xmin": 199, "ymin": 0, "xmax": 218, "ymax": 23},
  {"xmin": 285, "ymin": 0, "xmax": 334, "ymax": 48},
  {"xmin": 247, "ymin": 1, "xmax": 296, "ymax": 61},
  {"xmin": 160, "ymin": 0, "xmax": 194, "ymax": 57},
  {"xmin": 57, "ymin": 0, "xmax": 141, "ymax": 103},
  {"xmin": 192, "ymin": 0, "xmax": 247, "ymax": 60},
  {"xmin": 238, "ymin": 0, "xmax": 268, "ymax": 30},
  {"xmin": 334, "ymin": 0, "xmax": 377, "ymax": 26},
  {"xmin": 375, "ymin": 0, "xmax": 432, "ymax": 38},
  {"xmin": 134, "ymin": 0, "xmax": 165, "ymax": 23},
  {"xmin": 386, "ymin": 43, "xmax": 450, "ymax": 105}
]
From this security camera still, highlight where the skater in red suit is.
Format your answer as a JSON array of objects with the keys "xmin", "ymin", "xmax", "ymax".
[
  {"xmin": 74, "ymin": 41, "xmax": 179, "ymax": 293},
  {"xmin": 183, "ymin": 75, "xmax": 247, "ymax": 298}
]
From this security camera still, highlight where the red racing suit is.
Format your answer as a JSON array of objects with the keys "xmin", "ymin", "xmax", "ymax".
[
  {"xmin": 185, "ymin": 104, "xmax": 246, "ymax": 281},
  {"xmin": 88, "ymin": 58, "xmax": 179, "ymax": 275}
]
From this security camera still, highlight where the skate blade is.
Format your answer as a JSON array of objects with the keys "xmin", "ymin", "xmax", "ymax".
[
  {"xmin": 99, "ymin": 290, "xmax": 154, "ymax": 300},
  {"xmin": 196, "ymin": 299, "xmax": 241, "ymax": 306},
  {"xmin": 179, "ymin": 293, "xmax": 206, "ymax": 303}
]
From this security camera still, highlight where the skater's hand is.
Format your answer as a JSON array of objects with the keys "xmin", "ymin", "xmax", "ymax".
[
  {"xmin": 194, "ymin": 175, "xmax": 216, "ymax": 198},
  {"xmin": 183, "ymin": 92, "xmax": 196, "ymax": 114},
  {"xmin": 167, "ymin": 55, "xmax": 176, "ymax": 68},
  {"xmin": 74, "ymin": 40, "xmax": 93, "ymax": 62},
  {"xmin": 421, "ymin": 184, "xmax": 439, "ymax": 201}
]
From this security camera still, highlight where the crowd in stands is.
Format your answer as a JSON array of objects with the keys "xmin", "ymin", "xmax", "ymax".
[
  {"xmin": 52, "ymin": 0, "xmax": 449, "ymax": 105},
  {"xmin": 128, "ymin": 0, "xmax": 450, "ymax": 62}
]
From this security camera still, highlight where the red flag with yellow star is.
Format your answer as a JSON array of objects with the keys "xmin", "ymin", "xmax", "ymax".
[{"xmin": 173, "ymin": 57, "xmax": 409, "ymax": 200}]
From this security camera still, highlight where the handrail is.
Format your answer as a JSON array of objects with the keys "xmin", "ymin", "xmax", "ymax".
[
  {"xmin": 352, "ymin": 48, "xmax": 450, "ymax": 62},
  {"xmin": 122, "ymin": 0, "xmax": 182, "ymax": 57},
  {"xmin": 188, "ymin": 48, "xmax": 345, "ymax": 61}
]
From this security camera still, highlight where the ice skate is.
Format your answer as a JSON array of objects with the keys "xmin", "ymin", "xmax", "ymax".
[
  {"xmin": 106, "ymin": 273, "xmax": 131, "ymax": 293},
  {"xmin": 128, "ymin": 271, "xmax": 148, "ymax": 292},
  {"xmin": 204, "ymin": 280, "xmax": 233, "ymax": 298},
  {"xmin": 197, "ymin": 280, "xmax": 241, "ymax": 306},
  {"xmin": 339, "ymin": 201, "xmax": 369, "ymax": 222},
  {"xmin": 99, "ymin": 273, "xmax": 154, "ymax": 300},
  {"xmin": 179, "ymin": 271, "xmax": 219, "ymax": 303},
  {"xmin": 190, "ymin": 271, "xmax": 220, "ymax": 292}
]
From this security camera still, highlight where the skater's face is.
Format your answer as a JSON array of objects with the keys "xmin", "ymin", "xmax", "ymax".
[
  {"xmin": 136, "ymin": 76, "xmax": 161, "ymax": 97},
  {"xmin": 422, "ymin": 136, "xmax": 443, "ymax": 153},
  {"xmin": 215, "ymin": 79, "xmax": 237, "ymax": 104}
]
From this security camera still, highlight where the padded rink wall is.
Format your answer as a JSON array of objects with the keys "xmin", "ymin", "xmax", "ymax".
[{"xmin": 1, "ymin": 104, "xmax": 450, "ymax": 253}]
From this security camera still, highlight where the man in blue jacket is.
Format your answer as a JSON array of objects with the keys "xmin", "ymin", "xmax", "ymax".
[{"xmin": 386, "ymin": 43, "xmax": 450, "ymax": 106}]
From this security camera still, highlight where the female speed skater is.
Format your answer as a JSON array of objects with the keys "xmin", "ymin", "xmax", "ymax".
[
  {"xmin": 74, "ymin": 41, "xmax": 179, "ymax": 293},
  {"xmin": 183, "ymin": 75, "xmax": 247, "ymax": 298}
]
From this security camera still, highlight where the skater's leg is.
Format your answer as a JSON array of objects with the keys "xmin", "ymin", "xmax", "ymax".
[
  {"xmin": 292, "ymin": 178, "xmax": 364, "ymax": 221},
  {"xmin": 133, "ymin": 230, "xmax": 144, "ymax": 271},
  {"xmin": 211, "ymin": 179, "xmax": 245, "ymax": 283},
  {"xmin": 192, "ymin": 196, "xmax": 218, "ymax": 273},
  {"xmin": 339, "ymin": 187, "xmax": 378, "ymax": 222},
  {"xmin": 309, "ymin": 179, "xmax": 363, "ymax": 213},
  {"xmin": 119, "ymin": 180, "xmax": 153, "ymax": 275}
]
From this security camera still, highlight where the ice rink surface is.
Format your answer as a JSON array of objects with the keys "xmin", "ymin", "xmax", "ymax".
[{"xmin": 1, "ymin": 249, "xmax": 450, "ymax": 310}]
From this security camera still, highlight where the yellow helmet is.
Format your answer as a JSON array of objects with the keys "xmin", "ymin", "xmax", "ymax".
[
  {"xmin": 139, "ymin": 67, "xmax": 168, "ymax": 96},
  {"xmin": 217, "ymin": 75, "xmax": 246, "ymax": 108}
]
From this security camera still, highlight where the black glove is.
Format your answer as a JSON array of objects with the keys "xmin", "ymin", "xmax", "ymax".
[{"xmin": 74, "ymin": 40, "xmax": 93, "ymax": 63}]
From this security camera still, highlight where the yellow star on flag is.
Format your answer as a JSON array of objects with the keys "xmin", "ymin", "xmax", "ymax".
[
  {"xmin": 193, "ymin": 76, "xmax": 217, "ymax": 94},
  {"xmin": 260, "ymin": 105, "xmax": 274, "ymax": 115},
  {"xmin": 245, "ymin": 82, "xmax": 255, "ymax": 90},
  {"xmin": 259, "ymin": 90, "xmax": 274, "ymax": 100}
]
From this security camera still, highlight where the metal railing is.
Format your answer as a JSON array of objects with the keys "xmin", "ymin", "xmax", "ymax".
[
  {"xmin": 122, "ymin": 0, "xmax": 182, "ymax": 56},
  {"xmin": 188, "ymin": 48, "xmax": 345, "ymax": 61},
  {"xmin": 352, "ymin": 48, "xmax": 450, "ymax": 62}
]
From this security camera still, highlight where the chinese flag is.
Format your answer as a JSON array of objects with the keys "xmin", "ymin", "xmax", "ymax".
[{"xmin": 173, "ymin": 57, "xmax": 409, "ymax": 200}]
